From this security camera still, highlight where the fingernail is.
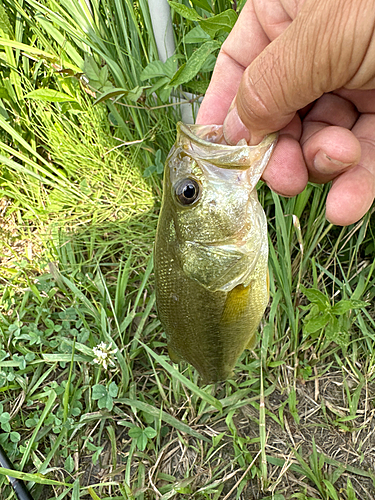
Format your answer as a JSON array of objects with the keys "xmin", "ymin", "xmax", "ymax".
[
  {"xmin": 313, "ymin": 150, "xmax": 352, "ymax": 175},
  {"xmin": 223, "ymin": 107, "xmax": 250, "ymax": 145},
  {"xmin": 227, "ymin": 96, "xmax": 236, "ymax": 113}
]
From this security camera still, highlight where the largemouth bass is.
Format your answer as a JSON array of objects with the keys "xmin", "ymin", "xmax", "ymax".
[{"xmin": 154, "ymin": 122, "xmax": 277, "ymax": 383}]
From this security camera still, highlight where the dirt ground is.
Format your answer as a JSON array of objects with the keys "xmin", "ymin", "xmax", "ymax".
[{"xmin": 72, "ymin": 367, "xmax": 375, "ymax": 500}]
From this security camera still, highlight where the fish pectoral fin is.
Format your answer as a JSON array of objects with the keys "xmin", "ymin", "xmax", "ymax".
[
  {"xmin": 220, "ymin": 282, "xmax": 253, "ymax": 325},
  {"xmin": 221, "ymin": 281, "xmax": 258, "ymax": 350},
  {"xmin": 168, "ymin": 345, "xmax": 182, "ymax": 363}
]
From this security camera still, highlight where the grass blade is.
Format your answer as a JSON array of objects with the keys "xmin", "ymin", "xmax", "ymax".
[
  {"xmin": 116, "ymin": 399, "xmax": 210, "ymax": 443},
  {"xmin": 140, "ymin": 342, "xmax": 222, "ymax": 411}
]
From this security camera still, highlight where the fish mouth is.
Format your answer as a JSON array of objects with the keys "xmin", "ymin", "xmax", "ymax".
[
  {"xmin": 177, "ymin": 122, "xmax": 278, "ymax": 172},
  {"xmin": 181, "ymin": 239, "xmax": 259, "ymax": 292}
]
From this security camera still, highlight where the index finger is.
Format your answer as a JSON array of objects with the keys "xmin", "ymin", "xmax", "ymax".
[{"xmin": 196, "ymin": 1, "xmax": 270, "ymax": 125}]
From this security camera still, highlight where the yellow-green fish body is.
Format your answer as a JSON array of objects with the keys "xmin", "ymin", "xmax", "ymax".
[{"xmin": 155, "ymin": 123, "xmax": 277, "ymax": 383}]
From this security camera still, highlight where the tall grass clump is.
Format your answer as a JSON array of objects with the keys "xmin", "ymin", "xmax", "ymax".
[{"xmin": 1, "ymin": 0, "xmax": 245, "ymax": 165}]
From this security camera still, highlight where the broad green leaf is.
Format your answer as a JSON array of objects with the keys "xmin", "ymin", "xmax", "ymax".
[
  {"xmin": 84, "ymin": 55, "xmax": 101, "ymax": 81},
  {"xmin": 156, "ymin": 162, "xmax": 164, "ymax": 175},
  {"xmin": 168, "ymin": 1, "xmax": 201, "ymax": 21},
  {"xmin": 200, "ymin": 53, "xmax": 216, "ymax": 73},
  {"xmin": 168, "ymin": 40, "xmax": 220, "ymax": 87},
  {"xmin": 1, "ymin": 422, "xmax": 10, "ymax": 433},
  {"xmin": 9, "ymin": 432, "xmax": 20, "ymax": 443},
  {"xmin": 303, "ymin": 311, "xmax": 331, "ymax": 334},
  {"xmin": 325, "ymin": 317, "xmax": 349, "ymax": 348},
  {"xmin": 324, "ymin": 317, "xmax": 339, "ymax": 341},
  {"xmin": 141, "ymin": 60, "xmax": 167, "ymax": 80},
  {"xmin": 25, "ymin": 89, "xmax": 78, "ymax": 102},
  {"xmin": 137, "ymin": 433, "xmax": 148, "ymax": 451},
  {"xmin": 184, "ymin": 25, "xmax": 211, "ymax": 44},
  {"xmin": 143, "ymin": 165, "xmax": 156, "ymax": 177},
  {"xmin": 99, "ymin": 65, "xmax": 109, "ymax": 85},
  {"xmin": 129, "ymin": 426, "xmax": 158, "ymax": 450},
  {"xmin": 92, "ymin": 384, "xmax": 107, "ymax": 400},
  {"xmin": 128, "ymin": 426, "xmax": 142, "ymax": 439},
  {"xmin": 127, "ymin": 86, "xmax": 146, "ymax": 102},
  {"xmin": 302, "ymin": 302, "xmax": 319, "ymax": 316},
  {"xmin": 144, "ymin": 427, "xmax": 157, "ymax": 439},
  {"xmin": 331, "ymin": 299, "xmax": 368, "ymax": 315},
  {"xmin": 168, "ymin": 64, "xmax": 185, "ymax": 88},
  {"xmin": 159, "ymin": 85, "xmax": 173, "ymax": 103},
  {"xmin": 94, "ymin": 86, "xmax": 145, "ymax": 105},
  {"xmin": 141, "ymin": 55, "xmax": 181, "ymax": 81},
  {"xmin": 300, "ymin": 285, "xmax": 330, "ymax": 310},
  {"xmin": 108, "ymin": 381, "xmax": 118, "ymax": 398},
  {"xmin": 199, "ymin": 9, "xmax": 238, "ymax": 37},
  {"xmin": 0, "ymin": 412, "xmax": 10, "ymax": 424},
  {"xmin": 190, "ymin": 0, "xmax": 213, "ymax": 12},
  {"xmin": 64, "ymin": 456, "xmax": 74, "ymax": 473},
  {"xmin": 164, "ymin": 55, "xmax": 183, "ymax": 78},
  {"xmin": 98, "ymin": 394, "xmax": 113, "ymax": 410},
  {"xmin": 184, "ymin": 80, "xmax": 210, "ymax": 94}
]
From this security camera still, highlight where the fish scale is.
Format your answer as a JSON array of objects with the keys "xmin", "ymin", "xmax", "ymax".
[{"xmin": 154, "ymin": 122, "xmax": 277, "ymax": 383}]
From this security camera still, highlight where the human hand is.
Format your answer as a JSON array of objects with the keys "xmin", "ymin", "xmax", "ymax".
[{"xmin": 196, "ymin": 0, "xmax": 375, "ymax": 225}]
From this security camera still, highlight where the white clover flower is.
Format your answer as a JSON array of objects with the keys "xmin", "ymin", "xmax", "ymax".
[{"xmin": 92, "ymin": 342, "xmax": 117, "ymax": 370}]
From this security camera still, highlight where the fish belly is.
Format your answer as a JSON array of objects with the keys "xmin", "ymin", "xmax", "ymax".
[{"xmin": 155, "ymin": 243, "xmax": 268, "ymax": 383}]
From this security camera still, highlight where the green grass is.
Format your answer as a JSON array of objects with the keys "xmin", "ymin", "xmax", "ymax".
[{"xmin": 0, "ymin": 1, "xmax": 375, "ymax": 499}]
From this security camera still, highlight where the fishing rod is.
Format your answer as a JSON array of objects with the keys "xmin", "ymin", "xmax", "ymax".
[{"xmin": 0, "ymin": 443, "xmax": 34, "ymax": 500}]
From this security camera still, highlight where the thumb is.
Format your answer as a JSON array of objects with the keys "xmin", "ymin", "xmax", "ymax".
[{"xmin": 223, "ymin": 0, "xmax": 373, "ymax": 145}]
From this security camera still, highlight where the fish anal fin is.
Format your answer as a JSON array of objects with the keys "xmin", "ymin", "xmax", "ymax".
[
  {"xmin": 245, "ymin": 333, "xmax": 257, "ymax": 350},
  {"xmin": 168, "ymin": 345, "xmax": 181, "ymax": 363}
]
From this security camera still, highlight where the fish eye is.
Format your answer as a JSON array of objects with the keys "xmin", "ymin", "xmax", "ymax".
[{"xmin": 175, "ymin": 178, "xmax": 200, "ymax": 206}]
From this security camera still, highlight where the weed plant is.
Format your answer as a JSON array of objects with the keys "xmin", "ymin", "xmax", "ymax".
[{"xmin": 0, "ymin": 1, "xmax": 375, "ymax": 500}]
